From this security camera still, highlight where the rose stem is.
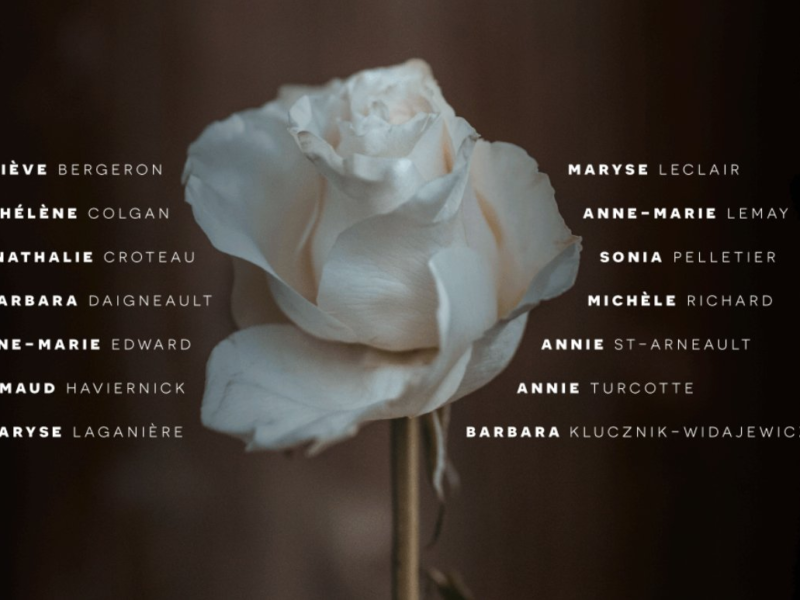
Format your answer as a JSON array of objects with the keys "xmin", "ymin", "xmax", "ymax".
[{"xmin": 391, "ymin": 417, "xmax": 420, "ymax": 600}]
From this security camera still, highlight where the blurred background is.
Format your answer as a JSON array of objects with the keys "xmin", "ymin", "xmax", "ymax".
[{"xmin": 2, "ymin": 1, "xmax": 800, "ymax": 598}]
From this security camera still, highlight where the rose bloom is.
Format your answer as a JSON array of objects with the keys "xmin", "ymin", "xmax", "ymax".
[{"xmin": 183, "ymin": 60, "xmax": 580, "ymax": 452}]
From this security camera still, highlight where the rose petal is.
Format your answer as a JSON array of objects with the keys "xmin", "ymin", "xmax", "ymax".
[
  {"xmin": 316, "ymin": 244, "xmax": 501, "ymax": 447},
  {"xmin": 183, "ymin": 103, "xmax": 359, "ymax": 344},
  {"xmin": 450, "ymin": 312, "xmax": 529, "ymax": 402},
  {"xmin": 404, "ymin": 116, "xmax": 472, "ymax": 181},
  {"xmin": 201, "ymin": 324, "xmax": 432, "ymax": 452},
  {"xmin": 466, "ymin": 140, "xmax": 581, "ymax": 316},
  {"xmin": 408, "ymin": 245, "xmax": 499, "ymax": 414},
  {"xmin": 202, "ymin": 246, "xmax": 498, "ymax": 453},
  {"xmin": 302, "ymin": 155, "xmax": 423, "ymax": 286},
  {"xmin": 345, "ymin": 59, "xmax": 438, "ymax": 127},
  {"xmin": 183, "ymin": 104, "xmax": 318, "ymax": 297},
  {"xmin": 508, "ymin": 239, "xmax": 582, "ymax": 319},
  {"xmin": 315, "ymin": 134, "xmax": 478, "ymax": 351},
  {"xmin": 284, "ymin": 62, "xmax": 477, "ymax": 286},
  {"xmin": 290, "ymin": 110, "xmax": 427, "ymax": 216},
  {"xmin": 336, "ymin": 112, "xmax": 435, "ymax": 159},
  {"xmin": 305, "ymin": 115, "xmax": 478, "ymax": 286}
]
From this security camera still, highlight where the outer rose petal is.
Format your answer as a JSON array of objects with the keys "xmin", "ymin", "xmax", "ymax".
[
  {"xmin": 466, "ymin": 140, "xmax": 581, "ymax": 316},
  {"xmin": 450, "ymin": 313, "xmax": 529, "ymax": 402},
  {"xmin": 183, "ymin": 103, "xmax": 316, "ymax": 297},
  {"xmin": 183, "ymin": 103, "xmax": 359, "ymax": 345},
  {"xmin": 202, "ymin": 246, "xmax": 498, "ymax": 452},
  {"xmin": 392, "ymin": 245, "xmax": 499, "ymax": 415},
  {"xmin": 509, "ymin": 239, "xmax": 582, "ymax": 319},
  {"xmin": 201, "ymin": 324, "xmax": 431, "ymax": 452}
]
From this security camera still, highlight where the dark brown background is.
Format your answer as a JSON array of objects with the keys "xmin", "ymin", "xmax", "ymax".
[{"xmin": 2, "ymin": 1, "xmax": 799, "ymax": 598}]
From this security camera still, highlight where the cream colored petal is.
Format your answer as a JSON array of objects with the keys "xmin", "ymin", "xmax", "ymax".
[
  {"xmin": 406, "ymin": 245, "xmax": 499, "ymax": 415},
  {"xmin": 315, "ymin": 134, "xmax": 478, "ymax": 351},
  {"xmin": 450, "ymin": 312, "xmax": 529, "ymax": 402},
  {"xmin": 202, "ymin": 246, "xmax": 499, "ymax": 453},
  {"xmin": 467, "ymin": 140, "xmax": 580, "ymax": 316},
  {"xmin": 183, "ymin": 103, "xmax": 318, "ymax": 298},
  {"xmin": 508, "ymin": 240, "xmax": 582, "ymax": 319},
  {"xmin": 201, "ymin": 324, "xmax": 431, "ymax": 452},
  {"xmin": 183, "ymin": 103, "xmax": 358, "ymax": 345},
  {"xmin": 289, "ymin": 97, "xmax": 427, "ymax": 207}
]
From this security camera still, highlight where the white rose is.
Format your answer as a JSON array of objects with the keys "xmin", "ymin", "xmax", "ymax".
[{"xmin": 183, "ymin": 60, "xmax": 581, "ymax": 453}]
